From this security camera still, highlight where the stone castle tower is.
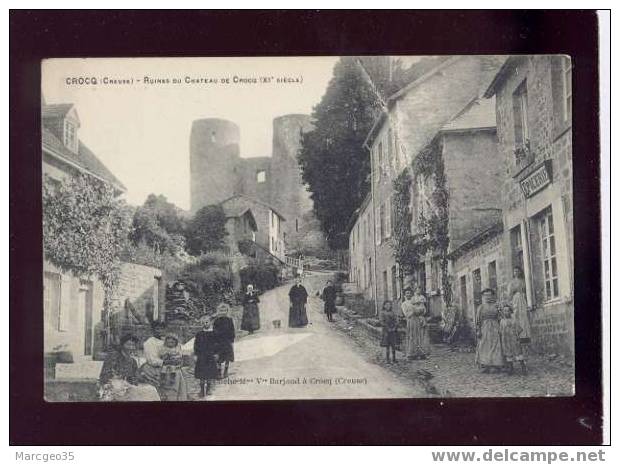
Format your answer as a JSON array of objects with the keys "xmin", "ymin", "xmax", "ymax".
[{"xmin": 190, "ymin": 114, "xmax": 321, "ymax": 250}]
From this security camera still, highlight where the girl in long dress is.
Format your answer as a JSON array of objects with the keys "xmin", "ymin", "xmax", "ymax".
[
  {"xmin": 401, "ymin": 286, "xmax": 430, "ymax": 360},
  {"xmin": 499, "ymin": 303, "xmax": 527, "ymax": 375},
  {"xmin": 193, "ymin": 319, "xmax": 220, "ymax": 398},
  {"xmin": 508, "ymin": 267, "xmax": 532, "ymax": 347},
  {"xmin": 241, "ymin": 284, "xmax": 260, "ymax": 334},
  {"xmin": 213, "ymin": 302, "xmax": 235, "ymax": 378},
  {"xmin": 475, "ymin": 288, "xmax": 504, "ymax": 373}
]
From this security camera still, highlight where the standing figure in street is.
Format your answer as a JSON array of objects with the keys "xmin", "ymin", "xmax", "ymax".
[
  {"xmin": 380, "ymin": 300, "xmax": 399, "ymax": 364},
  {"xmin": 288, "ymin": 277, "xmax": 309, "ymax": 328},
  {"xmin": 241, "ymin": 284, "xmax": 260, "ymax": 334},
  {"xmin": 193, "ymin": 319, "xmax": 220, "ymax": 398},
  {"xmin": 157, "ymin": 333, "xmax": 188, "ymax": 401},
  {"xmin": 401, "ymin": 286, "xmax": 430, "ymax": 360},
  {"xmin": 139, "ymin": 321, "xmax": 166, "ymax": 388},
  {"xmin": 475, "ymin": 288, "xmax": 504, "ymax": 373},
  {"xmin": 508, "ymin": 267, "xmax": 532, "ymax": 353},
  {"xmin": 321, "ymin": 280, "xmax": 337, "ymax": 322},
  {"xmin": 499, "ymin": 303, "xmax": 527, "ymax": 375},
  {"xmin": 213, "ymin": 302, "xmax": 235, "ymax": 379},
  {"xmin": 99, "ymin": 334, "xmax": 160, "ymax": 401}
]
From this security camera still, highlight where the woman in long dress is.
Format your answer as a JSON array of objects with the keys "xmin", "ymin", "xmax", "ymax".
[
  {"xmin": 99, "ymin": 334, "xmax": 160, "ymax": 401},
  {"xmin": 475, "ymin": 288, "xmax": 504, "ymax": 373},
  {"xmin": 288, "ymin": 277, "xmax": 309, "ymax": 328},
  {"xmin": 401, "ymin": 286, "xmax": 430, "ymax": 360},
  {"xmin": 508, "ymin": 267, "xmax": 532, "ymax": 344},
  {"xmin": 241, "ymin": 284, "xmax": 260, "ymax": 334}
]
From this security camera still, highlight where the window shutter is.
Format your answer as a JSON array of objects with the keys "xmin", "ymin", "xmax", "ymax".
[{"xmin": 375, "ymin": 207, "xmax": 381, "ymax": 245}]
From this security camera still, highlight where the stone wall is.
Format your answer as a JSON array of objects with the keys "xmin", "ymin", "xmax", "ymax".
[{"xmin": 115, "ymin": 262, "xmax": 164, "ymax": 323}]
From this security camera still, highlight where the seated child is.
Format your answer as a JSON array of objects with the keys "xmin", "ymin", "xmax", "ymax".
[{"xmin": 499, "ymin": 304, "xmax": 527, "ymax": 375}]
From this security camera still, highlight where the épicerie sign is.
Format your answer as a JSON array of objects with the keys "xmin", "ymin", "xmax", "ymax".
[{"xmin": 520, "ymin": 160, "xmax": 553, "ymax": 198}]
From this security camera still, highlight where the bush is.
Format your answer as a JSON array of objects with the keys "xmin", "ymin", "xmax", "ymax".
[{"xmin": 239, "ymin": 261, "xmax": 280, "ymax": 293}]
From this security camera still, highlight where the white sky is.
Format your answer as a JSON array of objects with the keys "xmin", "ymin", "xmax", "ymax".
[{"xmin": 42, "ymin": 57, "xmax": 339, "ymax": 210}]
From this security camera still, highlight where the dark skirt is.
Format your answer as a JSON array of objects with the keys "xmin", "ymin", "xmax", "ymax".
[
  {"xmin": 241, "ymin": 303, "xmax": 260, "ymax": 332},
  {"xmin": 194, "ymin": 356, "xmax": 219, "ymax": 380},
  {"xmin": 289, "ymin": 303, "xmax": 308, "ymax": 327},
  {"xmin": 380, "ymin": 329, "xmax": 400, "ymax": 348},
  {"xmin": 217, "ymin": 341, "xmax": 235, "ymax": 362},
  {"xmin": 324, "ymin": 301, "xmax": 336, "ymax": 315}
]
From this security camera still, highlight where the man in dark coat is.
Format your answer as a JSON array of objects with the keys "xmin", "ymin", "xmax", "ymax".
[
  {"xmin": 321, "ymin": 280, "xmax": 338, "ymax": 322},
  {"xmin": 288, "ymin": 277, "xmax": 309, "ymax": 328}
]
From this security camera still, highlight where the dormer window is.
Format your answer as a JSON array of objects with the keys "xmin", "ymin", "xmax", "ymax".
[{"xmin": 64, "ymin": 119, "xmax": 77, "ymax": 152}]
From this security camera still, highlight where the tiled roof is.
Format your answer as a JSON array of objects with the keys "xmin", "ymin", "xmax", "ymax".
[
  {"xmin": 42, "ymin": 126, "xmax": 126, "ymax": 191},
  {"xmin": 42, "ymin": 103, "xmax": 76, "ymax": 120},
  {"xmin": 219, "ymin": 194, "xmax": 287, "ymax": 222},
  {"xmin": 441, "ymin": 97, "xmax": 497, "ymax": 132}
]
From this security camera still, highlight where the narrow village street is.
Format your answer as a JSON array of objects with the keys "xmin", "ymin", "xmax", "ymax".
[{"xmin": 185, "ymin": 273, "xmax": 425, "ymax": 400}]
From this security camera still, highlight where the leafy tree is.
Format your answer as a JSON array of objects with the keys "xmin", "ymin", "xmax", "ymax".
[
  {"xmin": 298, "ymin": 56, "xmax": 383, "ymax": 249},
  {"xmin": 185, "ymin": 205, "xmax": 228, "ymax": 255},
  {"xmin": 42, "ymin": 173, "xmax": 132, "ymax": 294},
  {"xmin": 130, "ymin": 194, "xmax": 186, "ymax": 254}
]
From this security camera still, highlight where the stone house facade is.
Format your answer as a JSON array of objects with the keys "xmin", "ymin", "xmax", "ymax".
[
  {"xmin": 485, "ymin": 55, "xmax": 574, "ymax": 356},
  {"xmin": 42, "ymin": 102, "xmax": 127, "ymax": 361},
  {"xmin": 348, "ymin": 193, "xmax": 376, "ymax": 305},
  {"xmin": 354, "ymin": 56, "xmax": 504, "ymax": 317}
]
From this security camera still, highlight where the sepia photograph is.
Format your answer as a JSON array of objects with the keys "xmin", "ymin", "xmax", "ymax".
[{"xmin": 41, "ymin": 55, "xmax": 576, "ymax": 403}]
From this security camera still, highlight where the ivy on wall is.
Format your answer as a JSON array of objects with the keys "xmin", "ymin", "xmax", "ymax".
[
  {"xmin": 391, "ymin": 136, "xmax": 453, "ymax": 307},
  {"xmin": 42, "ymin": 173, "xmax": 132, "ymax": 305}
]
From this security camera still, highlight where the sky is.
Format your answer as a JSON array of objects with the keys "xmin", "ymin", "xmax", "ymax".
[{"xmin": 42, "ymin": 57, "xmax": 340, "ymax": 210}]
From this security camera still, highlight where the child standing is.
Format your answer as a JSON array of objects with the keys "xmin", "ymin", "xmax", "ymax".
[
  {"xmin": 193, "ymin": 319, "xmax": 220, "ymax": 398},
  {"xmin": 499, "ymin": 304, "xmax": 527, "ymax": 375},
  {"xmin": 380, "ymin": 300, "xmax": 399, "ymax": 364},
  {"xmin": 157, "ymin": 333, "xmax": 188, "ymax": 401},
  {"xmin": 212, "ymin": 302, "xmax": 235, "ymax": 379}
]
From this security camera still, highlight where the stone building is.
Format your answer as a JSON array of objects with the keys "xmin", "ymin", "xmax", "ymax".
[
  {"xmin": 348, "ymin": 193, "xmax": 376, "ymax": 304},
  {"xmin": 219, "ymin": 194, "xmax": 286, "ymax": 261},
  {"xmin": 352, "ymin": 56, "xmax": 504, "ymax": 316},
  {"xmin": 42, "ymin": 102, "xmax": 126, "ymax": 361},
  {"xmin": 485, "ymin": 55, "xmax": 574, "ymax": 356},
  {"xmin": 189, "ymin": 114, "xmax": 322, "ymax": 257}
]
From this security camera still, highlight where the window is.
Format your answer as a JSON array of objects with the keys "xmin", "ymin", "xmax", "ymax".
[
  {"xmin": 387, "ymin": 129, "xmax": 394, "ymax": 170},
  {"xmin": 419, "ymin": 262, "xmax": 427, "ymax": 295},
  {"xmin": 363, "ymin": 260, "xmax": 368, "ymax": 288},
  {"xmin": 295, "ymin": 218, "xmax": 299, "ymax": 232},
  {"xmin": 391, "ymin": 265, "xmax": 398, "ymax": 300},
  {"xmin": 488, "ymin": 261, "xmax": 497, "ymax": 292},
  {"xmin": 512, "ymin": 80, "xmax": 529, "ymax": 149},
  {"xmin": 562, "ymin": 57, "xmax": 572, "ymax": 122},
  {"xmin": 256, "ymin": 170, "xmax": 266, "ymax": 183},
  {"xmin": 383, "ymin": 270, "xmax": 389, "ymax": 302},
  {"xmin": 431, "ymin": 259, "xmax": 440, "ymax": 292},
  {"xmin": 394, "ymin": 132, "xmax": 401, "ymax": 169},
  {"xmin": 460, "ymin": 275, "xmax": 468, "ymax": 314},
  {"xmin": 379, "ymin": 203, "xmax": 386, "ymax": 241},
  {"xmin": 511, "ymin": 225, "xmax": 524, "ymax": 272},
  {"xmin": 538, "ymin": 207, "xmax": 560, "ymax": 300},
  {"xmin": 64, "ymin": 120, "xmax": 76, "ymax": 151},
  {"xmin": 377, "ymin": 203, "xmax": 384, "ymax": 245},
  {"xmin": 368, "ymin": 257, "xmax": 373, "ymax": 288},
  {"xmin": 44, "ymin": 272, "xmax": 64, "ymax": 331},
  {"xmin": 472, "ymin": 268, "xmax": 482, "ymax": 307},
  {"xmin": 385, "ymin": 197, "xmax": 392, "ymax": 238}
]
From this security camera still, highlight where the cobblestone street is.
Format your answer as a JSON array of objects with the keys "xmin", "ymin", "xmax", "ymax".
[{"xmin": 333, "ymin": 308, "xmax": 575, "ymax": 398}]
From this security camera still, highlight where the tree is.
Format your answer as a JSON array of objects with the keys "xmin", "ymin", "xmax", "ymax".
[
  {"xmin": 298, "ymin": 56, "xmax": 383, "ymax": 249},
  {"xmin": 185, "ymin": 205, "xmax": 228, "ymax": 255},
  {"xmin": 42, "ymin": 173, "xmax": 132, "ymax": 294},
  {"xmin": 130, "ymin": 194, "xmax": 186, "ymax": 254}
]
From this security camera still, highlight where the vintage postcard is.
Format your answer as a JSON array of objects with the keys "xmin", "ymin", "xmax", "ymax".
[{"xmin": 41, "ymin": 56, "xmax": 575, "ymax": 402}]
